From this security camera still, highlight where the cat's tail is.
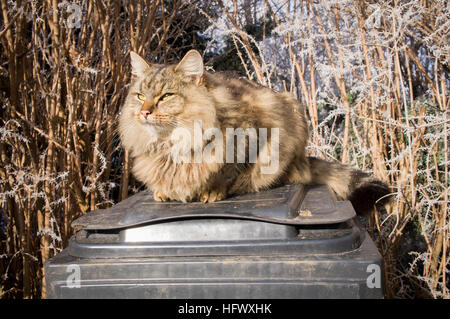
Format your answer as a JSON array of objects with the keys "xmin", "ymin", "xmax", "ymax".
[{"xmin": 307, "ymin": 156, "xmax": 392, "ymax": 216}]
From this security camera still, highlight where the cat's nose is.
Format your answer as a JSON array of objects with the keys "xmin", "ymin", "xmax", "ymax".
[{"xmin": 140, "ymin": 110, "xmax": 151, "ymax": 119}]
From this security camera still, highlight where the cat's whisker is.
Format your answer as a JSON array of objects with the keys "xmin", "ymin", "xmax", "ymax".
[
  {"xmin": 96, "ymin": 124, "xmax": 124, "ymax": 151},
  {"xmin": 175, "ymin": 117, "xmax": 195, "ymax": 125}
]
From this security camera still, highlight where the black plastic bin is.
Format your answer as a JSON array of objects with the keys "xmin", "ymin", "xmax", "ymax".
[{"xmin": 45, "ymin": 184, "xmax": 384, "ymax": 298}]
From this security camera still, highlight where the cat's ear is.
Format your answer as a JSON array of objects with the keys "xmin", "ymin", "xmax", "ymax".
[
  {"xmin": 175, "ymin": 50, "xmax": 204, "ymax": 85},
  {"xmin": 130, "ymin": 51, "xmax": 150, "ymax": 77}
]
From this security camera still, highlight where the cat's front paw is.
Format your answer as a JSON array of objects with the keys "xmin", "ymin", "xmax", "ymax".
[
  {"xmin": 199, "ymin": 189, "xmax": 226, "ymax": 203},
  {"xmin": 153, "ymin": 190, "xmax": 169, "ymax": 202}
]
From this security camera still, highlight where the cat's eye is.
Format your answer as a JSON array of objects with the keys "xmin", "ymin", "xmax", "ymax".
[
  {"xmin": 136, "ymin": 93, "xmax": 146, "ymax": 101},
  {"xmin": 159, "ymin": 93, "xmax": 174, "ymax": 102}
]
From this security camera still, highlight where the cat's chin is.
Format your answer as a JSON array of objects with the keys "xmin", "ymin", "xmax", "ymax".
[{"xmin": 141, "ymin": 121, "xmax": 172, "ymax": 136}]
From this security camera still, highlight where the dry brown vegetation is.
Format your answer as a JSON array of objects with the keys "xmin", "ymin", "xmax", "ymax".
[{"xmin": 0, "ymin": 0, "xmax": 448, "ymax": 298}]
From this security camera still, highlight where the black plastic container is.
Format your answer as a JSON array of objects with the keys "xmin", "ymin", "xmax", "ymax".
[{"xmin": 45, "ymin": 184, "xmax": 384, "ymax": 298}]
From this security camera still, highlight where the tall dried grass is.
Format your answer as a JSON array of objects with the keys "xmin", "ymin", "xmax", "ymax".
[{"xmin": 0, "ymin": 0, "xmax": 208, "ymax": 298}]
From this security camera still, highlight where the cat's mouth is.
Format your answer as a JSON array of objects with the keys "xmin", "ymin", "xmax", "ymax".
[
  {"xmin": 139, "ymin": 112, "xmax": 173, "ymax": 125},
  {"xmin": 137, "ymin": 113, "xmax": 192, "ymax": 135},
  {"xmin": 141, "ymin": 120, "xmax": 168, "ymax": 128}
]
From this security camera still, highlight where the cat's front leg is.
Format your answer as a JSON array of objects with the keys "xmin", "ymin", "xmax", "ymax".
[
  {"xmin": 153, "ymin": 189, "xmax": 197, "ymax": 203},
  {"xmin": 153, "ymin": 190, "xmax": 170, "ymax": 202},
  {"xmin": 198, "ymin": 169, "xmax": 234, "ymax": 203},
  {"xmin": 199, "ymin": 188, "xmax": 227, "ymax": 203}
]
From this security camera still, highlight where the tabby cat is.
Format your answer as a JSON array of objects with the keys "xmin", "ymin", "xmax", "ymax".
[{"xmin": 119, "ymin": 50, "xmax": 390, "ymax": 215}]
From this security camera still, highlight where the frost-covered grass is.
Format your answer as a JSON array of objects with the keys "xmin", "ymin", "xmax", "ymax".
[{"xmin": 203, "ymin": 0, "xmax": 448, "ymax": 298}]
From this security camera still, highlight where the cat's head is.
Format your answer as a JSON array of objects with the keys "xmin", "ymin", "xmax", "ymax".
[{"xmin": 120, "ymin": 50, "xmax": 217, "ymax": 146}]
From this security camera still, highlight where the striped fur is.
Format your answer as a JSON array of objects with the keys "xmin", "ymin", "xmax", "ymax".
[{"xmin": 119, "ymin": 50, "xmax": 391, "ymax": 215}]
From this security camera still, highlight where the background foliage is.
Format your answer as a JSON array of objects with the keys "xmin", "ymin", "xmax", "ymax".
[{"xmin": 0, "ymin": 0, "xmax": 448, "ymax": 298}]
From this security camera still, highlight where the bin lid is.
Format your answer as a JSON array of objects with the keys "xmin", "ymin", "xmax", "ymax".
[
  {"xmin": 68, "ymin": 184, "xmax": 361, "ymax": 258},
  {"xmin": 72, "ymin": 184, "xmax": 355, "ymax": 231}
]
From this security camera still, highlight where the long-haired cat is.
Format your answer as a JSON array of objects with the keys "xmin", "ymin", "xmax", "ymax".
[{"xmin": 119, "ymin": 50, "xmax": 391, "ymax": 215}]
